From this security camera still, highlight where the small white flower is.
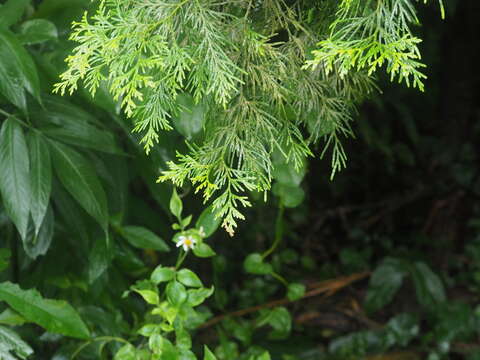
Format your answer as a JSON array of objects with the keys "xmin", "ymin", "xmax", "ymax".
[
  {"xmin": 199, "ymin": 226, "xmax": 206, "ymax": 237},
  {"xmin": 176, "ymin": 235, "xmax": 196, "ymax": 251}
]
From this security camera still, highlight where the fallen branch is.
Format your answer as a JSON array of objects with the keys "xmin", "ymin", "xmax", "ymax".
[{"xmin": 200, "ymin": 271, "xmax": 370, "ymax": 329}]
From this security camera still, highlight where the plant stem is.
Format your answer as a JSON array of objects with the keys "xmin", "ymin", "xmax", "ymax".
[
  {"xmin": 175, "ymin": 251, "xmax": 188, "ymax": 269},
  {"xmin": 262, "ymin": 204, "xmax": 284, "ymax": 259},
  {"xmin": 71, "ymin": 336, "xmax": 129, "ymax": 359}
]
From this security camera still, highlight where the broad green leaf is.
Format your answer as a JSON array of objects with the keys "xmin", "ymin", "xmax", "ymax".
[
  {"xmin": 114, "ymin": 344, "xmax": 136, "ymax": 360},
  {"xmin": 364, "ymin": 257, "xmax": 407, "ymax": 313},
  {"xmin": 177, "ymin": 269, "xmax": 203, "ymax": 288},
  {"xmin": 272, "ymin": 162, "xmax": 306, "ymax": 186},
  {"xmin": 49, "ymin": 140, "xmax": 108, "ymax": 231},
  {"xmin": 0, "ymin": 325, "xmax": 33, "ymax": 359},
  {"xmin": 176, "ymin": 327, "xmax": 192, "ymax": 350},
  {"xmin": 0, "ymin": 29, "xmax": 40, "ymax": 109},
  {"xmin": 151, "ymin": 266, "xmax": 175, "ymax": 284},
  {"xmin": 411, "ymin": 262, "xmax": 446, "ymax": 309},
  {"xmin": 204, "ymin": 346, "xmax": 217, "ymax": 360},
  {"xmin": 0, "ymin": 0, "xmax": 30, "ymax": 29},
  {"xmin": 272, "ymin": 183, "xmax": 305, "ymax": 208},
  {"xmin": 149, "ymin": 333, "xmax": 164, "ymax": 353},
  {"xmin": 287, "ymin": 283, "xmax": 306, "ymax": 301},
  {"xmin": 38, "ymin": 97, "xmax": 122, "ymax": 155},
  {"xmin": 0, "ymin": 282, "xmax": 90, "ymax": 339},
  {"xmin": 27, "ymin": 132, "xmax": 51, "ymax": 235},
  {"xmin": 196, "ymin": 205, "xmax": 221, "ymax": 238},
  {"xmin": 187, "ymin": 287, "xmax": 214, "ymax": 307},
  {"xmin": 170, "ymin": 188, "xmax": 182, "ymax": 219},
  {"xmin": 243, "ymin": 254, "xmax": 273, "ymax": 275},
  {"xmin": 257, "ymin": 352, "xmax": 271, "ymax": 360},
  {"xmin": 23, "ymin": 205, "xmax": 54, "ymax": 259},
  {"xmin": 0, "ymin": 308, "xmax": 26, "ymax": 326},
  {"xmin": 256, "ymin": 307, "xmax": 291, "ymax": 340},
  {"xmin": 137, "ymin": 324, "xmax": 158, "ymax": 337},
  {"xmin": 192, "ymin": 243, "xmax": 216, "ymax": 258},
  {"xmin": 0, "ymin": 118, "xmax": 30, "ymax": 239},
  {"xmin": 179, "ymin": 349, "xmax": 197, "ymax": 360},
  {"xmin": 134, "ymin": 290, "xmax": 159, "ymax": 305},
  {"xmin": 166, "ymin": 281, "xmax": 187, "ymax": 306},
  {"xmin": 19, "ymin": 19, "xmax": 58, "ymax": 45},
  {"xmin": 88, "ymin": 236, "xmax": 112, "ymax": 284},
  {"xmin": 173, "ymin": 94, "xmax": 206, "ymax": 140},
  {"xmin": 120, "ymin": 226, "xmax": 169, "ymax": 251}
]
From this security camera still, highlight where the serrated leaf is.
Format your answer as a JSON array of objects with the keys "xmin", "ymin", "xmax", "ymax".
[
  {"xmin": 0, "ymin": 29, "xmax": 40, "ymax": 109},
  {"xmin": 19, "ymin": 19, "xmax": 58, "ymax": 45},
  {"xmin": 196, "ymin": 205, "xmax": 221, "ymax": 238},
  {"xmin": 27, "ymin": 132, "xmax": 51, "ymax": 236},
  {"xmin": 49, "ymin": 140, "xmax": 108, "ymax": 231},
  {"xmin": 365, "ymin": 257, "xmax": 408, "ymax": 313},
  {"xmin": 0, "ymin": 0, "xmax": 29, "ymax": 29},
  {"xmin": 151, "ymin": 266, "xmax": 175, "ymax": 284},
  {"xmin": 120, "ymin": 226, "xmax": 169, "ymax": 251},
  {"xmin": 0, "ymin": 325, "xmax": 33, "ymax": 359},
  {"xmin": 0, "ymin": 118, "xmax": 30, "ymax": 239},
  {"xmin": 177, "ymin": 269, "xmax": 203, "ymax": 288},
  {"xmin": 0, "ymin": 282, "xmax": 90, "ymax": 339}
]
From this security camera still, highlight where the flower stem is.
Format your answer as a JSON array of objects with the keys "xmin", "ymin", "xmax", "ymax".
[{"xmin": 262, "ymin": 203, "xmax": 285, "ymax": 259}]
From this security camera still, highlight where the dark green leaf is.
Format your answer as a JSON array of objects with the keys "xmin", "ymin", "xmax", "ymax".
[
  {"xmin": 256, "ymin": 307, "xmax": 291, "ymax": 340},
  {"xmin": 120, "ymin": 226, "xmax": 169, "ymax": 251},
  {"xmin": 287, "ymin": 283, "xmax": 306, "ymax": 301},
  {"xmin": 364, "ymin": 258, "xmax": 407, "ymax": 313},
  {"xmin": 244, "ymin": 254, "xmax": 273, "ymax": 275},
  {"xmin": 0, "ymin": 118, "xmax": 30, "ymax": 239},
  {"xmin": 0, "ymin": 324, "xmax": 33, "ymax": 359},
  {"xmin": 177, "ymin": 269, "xmax": 203, "ymax": 288},
  {"xmin": 0, "ymin": 29, "xmax": 40, "ymax": 109},
  {"xmin": 170, "ymin": 188, "xmax": 182, "ymax": 219},
  {"xmin": 196, "ymin": 205, "xmax": 221, "ymax": 238},
  {"xmin": 27, "ymin": 132, "xmax": 51, "ymax": 235},
  {"xmin": 272, "ymin": 183, "xmax": 305, "ymax": 208},
  {"xmin": 411, "ymin": 262, "xmax": 446, "ymax": 309},
  {"xmin": 192, "ymin": 243, "xmax": 216, "ymax": 258},
  {"xmin": 0, "ymin": 308, "xmax": 26, "ymax": 326},
  {"xmin": 88, "ymin": 236, "xmax": 112, "ymax": 284},
  {"xmin": 385, "ymin": 313, "xmax": 419, "ymax": 347},
  {"xmin": 166, "ymin": 281, "xmax": 187, "ymax": 306},
  {"xmin": 0, "ymin": 282, "xmax": 90, "ymax": 339},
  {"xmin": 19, "ymin": 19, "xmax": 58, "ymax": 45},
  {"xmin": 49, "ymin": 140, "xmax": 108, "ymax": 231},
  {"xmin": 151, "ymin": 266, "xmax": 175, "ymax": 284},
  {"xmin": 23, "ymin": 205, "xmax": 54, "ymax": 259},
  {"xmin": 0, "ymin": 249, "xmax": 11, "ymax": 272},
  {"xmin": 0, "ymin": 0, "xmax": 29, "ymax": 29}
]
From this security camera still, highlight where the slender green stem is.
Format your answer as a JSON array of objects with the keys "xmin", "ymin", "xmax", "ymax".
[
  {"xmin": 271, "ymin": 271, "xmax": 288, "ymax": 287},
  {"xmin": 175, "ymin": 250, "xmax": 188, "ymax": 269},
  {"xmin": 262, "ymin": 204, "xmax": 285, "ymax": 259},
  {"xmin": 71, "ymin": 336, "xmax": 129, "ymax": 359}
]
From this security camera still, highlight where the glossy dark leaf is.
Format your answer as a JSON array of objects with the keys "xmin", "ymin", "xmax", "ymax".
[
  {"xmin": 411, "ymin": 262, "xmax": 446, "ymax": 309},
  {"xmin": 120, "ymin": 226, "xmax": 169, "ymax": 252},
  {"xmin": 88, "ymin": 236, "xmax": 112, "ymax": 284},
  {"xmin": 244, "ymin": 253, "xmax": 273, "ymax": 275},
  {"xmin": 0, "ymin": 29, "xmax": 40, "ymax": 109},
  {"xmin": 166, "ymin": 281, "xmax": 187, "ymax": 306},
  {"xmin": 0, "ymin": 0, "xmax": 30, "ymax": 29},
  {"xmin": 365, "ymin": 257, "xmax": 407, "ymax": 313},
  {"xmin": 0, "ymin": 118, "xmax": 30, "ymax": 239},
  {"xmin": 177, "ymin": 269, "xmax": 203, "ymax": 288},
  {"xmin": 196, "ymin": 204, "xmax": 221, "ymax": 238},
  {"xmin": 0, "ymin": 324, "xmax": 33, "ymax": 359},
  {"xmin": 49, "ymin": 140, "xmax": 108, "ymax": 231},
  {"xmin": 19, "ymin": 19, "xmax": 58, "ymax": 45},
  {"xmin": 27, "ymin": 132, "xmax": 51, "ymax": 235},
  {"xmin": 0, "ymin": 282, "xmax": 90, "ymax": 339},
  {"xmin": 23, "ymin": 205, "xmax": 54, "ymax": 259}
]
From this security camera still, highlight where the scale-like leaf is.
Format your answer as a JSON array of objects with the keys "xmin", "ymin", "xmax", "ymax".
[
  {"xmin": 0, "ymin": 118, "xmax": 30, "ymax": 239},
  {"xmin": 27, "ymin": 132, "xmax": 51, "ymax": 235},
  {"xmin": 0, "ymin": 282, "xmax": 90, "ymax": 339},
  {"xmin": 0, "ymin": 29, "xmax": 40, "ymax": 109},
  {"xmin": 49, "ymin": 140, "xmax": 108, "ymax": 231}
]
